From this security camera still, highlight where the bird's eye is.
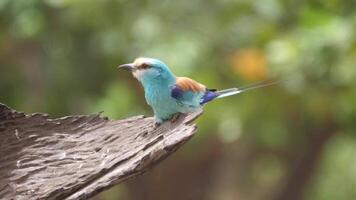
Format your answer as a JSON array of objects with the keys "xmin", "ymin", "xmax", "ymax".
[{"xmin": 139, "ymin": 63, "xmax": 150, "ymax": 70}]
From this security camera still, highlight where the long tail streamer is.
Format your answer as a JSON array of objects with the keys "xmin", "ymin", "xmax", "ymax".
[{"xmin": 216, "ymin": 80, "xmax": 279, "ymax": 99}]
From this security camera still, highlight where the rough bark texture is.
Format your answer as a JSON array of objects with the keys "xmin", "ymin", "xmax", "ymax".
[{"xmin": 0, "ymin": 103, "xmax": 202, "ymax": 200}]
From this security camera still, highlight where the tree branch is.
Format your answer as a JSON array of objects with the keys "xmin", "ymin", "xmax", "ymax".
[{"xmin": 0, "ymin": 103, "xmax": 202, "ymax": 200}]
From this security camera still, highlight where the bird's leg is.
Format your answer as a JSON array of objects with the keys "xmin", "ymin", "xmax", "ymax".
[{"xmin": 169, "ymin": 113, "xmax": 181, "ymax": 123}]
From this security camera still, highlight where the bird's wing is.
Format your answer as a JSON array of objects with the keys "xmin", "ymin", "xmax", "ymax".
[
  {"xmin": 171, "ymin": 77, "xmax": 219, "ymax": 106},
  {"xmin": 170, "ymin": 77, "xmax": 207, "ymax": 107},
  {"xmin": 175, "ymin": 77, "xmax": 206, "ymax": 92}
]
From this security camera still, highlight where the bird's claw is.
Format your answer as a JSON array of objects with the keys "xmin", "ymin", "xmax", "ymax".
[
  {"xmin": 169, "ymin": 113, "xmax": 181, "ymax": 123},
  {"xmin": 153, "ymin": 113, "xmax": 181, "ymax": 128},
  {"xmin": 154, "ymin": 122, "xmax": 161, "ymax": 128}
]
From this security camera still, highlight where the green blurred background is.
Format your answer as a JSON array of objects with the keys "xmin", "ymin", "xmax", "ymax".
[{"xmin": 1, "ymin": 0, "xmax": 356, "ymax": 199}]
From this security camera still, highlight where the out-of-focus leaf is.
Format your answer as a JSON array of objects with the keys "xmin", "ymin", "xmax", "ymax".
[{"xmin": 228, "ymin": 48, "xmax": 268, "ymax": 81}]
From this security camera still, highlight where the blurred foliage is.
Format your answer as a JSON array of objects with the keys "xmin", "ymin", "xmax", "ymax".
[{"xmin": 1, "ymin": 0, "xmax": 356, "ymax": 200}]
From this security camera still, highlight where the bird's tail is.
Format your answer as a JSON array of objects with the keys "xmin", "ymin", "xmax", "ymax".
[{"xmin": 215, "ymin": 80, "xmax": 279, "ymax": 99}]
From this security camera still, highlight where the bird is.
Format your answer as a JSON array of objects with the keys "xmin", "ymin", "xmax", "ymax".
[{"xmin": 118, "ymin": 57, "xmax": 277, "ymax": 126}]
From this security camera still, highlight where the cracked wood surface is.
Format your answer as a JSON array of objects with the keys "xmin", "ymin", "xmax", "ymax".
[{"xmin": 0, "ymin": 103, "xmax": 202, "ymax": 200}]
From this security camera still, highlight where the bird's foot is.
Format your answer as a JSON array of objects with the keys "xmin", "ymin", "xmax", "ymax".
[
  {"xmin": 169, "ymin": 113, "xmax": 181, "ymax": 123},
  {"xmin": 154, "ymin": 122, "xmax": 161, "ymax": 128}
]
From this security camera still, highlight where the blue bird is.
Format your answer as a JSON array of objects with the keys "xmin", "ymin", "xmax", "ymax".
[{"xmin": 118, "ymin": 57, "xmax": 277, "ymax": 125}]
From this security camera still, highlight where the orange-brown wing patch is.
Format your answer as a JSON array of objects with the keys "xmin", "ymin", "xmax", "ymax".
[{"xmin": 176, "ymin": 77, "xmax": 206, "ymax": 92}]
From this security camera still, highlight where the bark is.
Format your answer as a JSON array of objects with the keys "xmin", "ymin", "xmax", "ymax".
[{"xmin": 0, "ymin": 103, "xmax": 202, "ymax": 200}]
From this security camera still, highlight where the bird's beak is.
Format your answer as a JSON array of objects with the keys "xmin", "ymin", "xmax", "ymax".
[{"xmin": 118, "ymin": 63, "xmax": 135, "ymax": 71}]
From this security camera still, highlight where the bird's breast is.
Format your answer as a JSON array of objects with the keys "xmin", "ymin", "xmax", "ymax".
[{"xmin": 144, "ymin": 84, "xmax": 173, "ymax": 106}]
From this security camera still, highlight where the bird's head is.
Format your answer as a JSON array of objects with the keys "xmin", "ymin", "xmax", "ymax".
[{"xmin": 118, "ymin": 57, "xmax": 175, "ymax": 84}]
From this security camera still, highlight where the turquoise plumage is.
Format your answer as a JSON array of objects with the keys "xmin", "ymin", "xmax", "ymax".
[{"xmin": 118, "ymin": 57, "xmax": 277, "ymax": 125}]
